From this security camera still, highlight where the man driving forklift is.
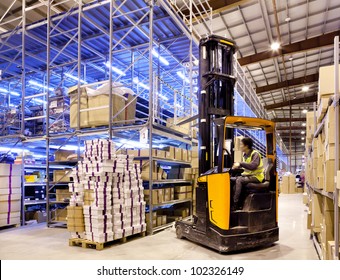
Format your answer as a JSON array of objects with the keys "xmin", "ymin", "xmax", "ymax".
[{"xmin": 231, "ymin": 137, "xmax": 264, "ymax": 211}]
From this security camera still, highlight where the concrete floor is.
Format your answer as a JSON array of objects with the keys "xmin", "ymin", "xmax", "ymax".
[{"xmin": 0, "ymin": 194, "xmax": 318, "ymax": 260}]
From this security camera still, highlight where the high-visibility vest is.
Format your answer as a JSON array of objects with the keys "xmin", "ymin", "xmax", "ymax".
[{"xmin": 242, "ymin": 150, "xmax": 264, "ymax": 182}]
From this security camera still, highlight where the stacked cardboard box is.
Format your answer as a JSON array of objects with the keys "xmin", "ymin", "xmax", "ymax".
[
  {"xmin": 280, "ymin": 174, "xmax": 296, "ymax": 194},
  {"xmin": 56, "ymin": 189, "xmax": 71, "ymax": 202},
  {"xmin": 53, "ymin": 169, "xmax": 72, "ymax": 182},
  {"xmin": 327, "ymin": 241, "xmax": 340, "ymax": 260},
  {"xmin": 318, "ymin": 64, "xmax": 340, "ymax": 102},
  {"xmin": 0, "ymin": 164, "xmax": 21, "ymax": 227},
  {"xmin": 67, "ymin": 206, "xmax": 85, "ymax": 233},
  {"xmin": 128, "ymin": 147, "xmax": 191, "ymax": 162},
  {"xmin": 134, "ymin": 160, "xmax": 167, "ymax": 181},
  {"xmin": 74, "ymin": 139, "xmax": 146, "ymax": 243}
]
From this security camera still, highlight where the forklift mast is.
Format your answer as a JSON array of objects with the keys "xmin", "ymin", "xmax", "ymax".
[{"xmin": 198, "ymin": 35, "xmax": 237, "ymax": 175}]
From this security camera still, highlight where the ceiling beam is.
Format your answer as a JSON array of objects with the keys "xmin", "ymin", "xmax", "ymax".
[
  {"xmin": 276, "ymin": 126, "xmax": 305, "ymax": 130},
  {"xmin": 272, "ymin": 118, "xmax": 306, "ymax": 122},
  {"xmin": 181, "ymin": 0, "xmax": 252, "ymax": 16},
  {"xmin": 265, "ymin": 95, "xmax": 317, "ymax": 110},
  {"xmin": 238, "ymin": 30, "xmax": 340, "ymax": 66},
  {"xmin": 256, "ymin": 73, "xmax": 319, "ymax": 94}
]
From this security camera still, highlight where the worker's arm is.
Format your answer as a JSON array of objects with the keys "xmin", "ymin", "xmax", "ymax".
[{"xmin": 239, "ymin": 153, "xmax": 260, "ymax": 170}]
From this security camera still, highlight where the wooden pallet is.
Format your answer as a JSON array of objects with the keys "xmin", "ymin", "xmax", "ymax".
[
  {"xmin": 0, "ymin": 223, "xmax": 20, "ymax": 230},
  {"xmin": 69, "ymin": 231, "xmax": 146, "ymax": 250}
]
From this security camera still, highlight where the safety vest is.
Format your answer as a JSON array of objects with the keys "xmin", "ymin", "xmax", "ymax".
[{"xmin": 242, "ymin": 150, "xmax": 264, "ymax": 182}]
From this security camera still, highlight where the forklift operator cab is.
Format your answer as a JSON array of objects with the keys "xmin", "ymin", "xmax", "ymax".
[{"xmin": 176, "ymin": 116, "xmax": 279, "ymax": 253}]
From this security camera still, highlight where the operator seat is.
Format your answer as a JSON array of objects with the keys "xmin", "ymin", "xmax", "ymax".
[{"xmin": 245, "ymin": 158, "xmax": 274, "ymax": 193}]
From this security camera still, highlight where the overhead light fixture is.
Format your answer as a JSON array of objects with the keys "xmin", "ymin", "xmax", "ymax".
[
  {"xmin": 152, "ymin": 49, "xmax": 169, "ymax": 66},
  {"xmin": 28, "ymin": 80, "xmax": 54, "ymax": 91},
  {"xmin": 0, "ymin": 88, "xmax": 20, "ymax": 96},
  {"xmin": 177, "ymin": 71, "xmax": 190, "ymax": 83},
  {"xmin": 302, "ymin": 109, "xmax": 308, "ymax": 114},
  {"xmin": 64, "ymin": 73, "xmax": 86, "ymax": 84},
  {"xmin": 301, "ymin": 131, "xmax": 305, "ymax": 134},
  {"xmin": 302, "ymin": 123, "xmax": 306, "ymax": 127},
  {"xmin": 301, "ymin": 143, "xmax": 305, "ymax": 146},
  {"xmin": 157, "ymin": 92, "xmax": 168, "ymax": 101},
  {"xmin": 33, "ymin": 98, "xmax": 47, "ymax": 104},
  {"xmin": 104, "ymin": 62, "xmax": 126, "ymax": 76},
  {"xmin": 302, "ymin": 86, "xmax": 309, "ymax": 92},
  {"xmin": 301, "ymin": 137, "xmax": 305, "ymax": 140},
  {"xmin": 277, "ymin": 133, "xmax": 280, "ymax": 136},
  {"xmin": 270, "ymin": 42, "xmax": 280, "ymax": 51},
  {"xmin": 133, "ymin": 77, "xmax": 149, "ymax": 90},
  {"xmin": 289, "ymin": 57, "xmax": 293, "ymax": 61},
  {"xmin": 285, "ymin": 17, "xmax": 291, "ymax": 22}
]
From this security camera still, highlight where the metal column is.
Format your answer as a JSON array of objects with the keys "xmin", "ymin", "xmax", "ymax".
[
  {"xmin": 46, "ymin": 1, "xmax": 51, "ymax": 226},
  {"xmin": 147, "ymin": 0, "xmax": 154, "ymax": 235},
  {"xmin": 334, "ymin": 35, "xmax": 339, "ymax": 260},
  {"xmin": 108, "ymin": 0, "xmax": 113, "ymax": 140}
]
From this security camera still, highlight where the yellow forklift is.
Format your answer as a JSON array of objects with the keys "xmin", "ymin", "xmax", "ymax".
[{"xmin": 175, "ymin": 35, "xmax": 279, "ymax": 253}]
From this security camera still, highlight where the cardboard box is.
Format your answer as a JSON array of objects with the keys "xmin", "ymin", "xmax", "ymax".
[
  {"xmin": 56, "ymin": 189, "xmax": 71, "ymax": 202},
  {"xmin": 317, "ymin": 97, "xmax": 330, "ymax": 122},
  {"xmin": 0, "ymin": 211, "xmax": 20, "ymax": 226},
  {"xmin": 0, "ymin": 164, "xmax": 21, "ymax": 176},
  {"xmin": 156, "ymin": 216, "xmax": 163, "ymax": 227},
  {"xmin": 327, "ymin": 241, "xmax": 340, "ymax": 260},
  {"xmin": 280, "ymin": 176, "xmax": 289, "ymax": 194},
  {"xmin": 182, "ymin": 149, "xmax": 188, "ymax": 162},
  {"xmin": 0, "ymin": 200, "xmax": 20, "ymax": 213},
  {"xmin": 55, "ymin": 208, "xmax": 67, "ymax": 221},
  {"xmin": 67, "ymin": 206, "xmax": 83, "ymax": 218},
  {"xmin": 313, "ymin": 193, "xmax": 323, "ymax": 229},
  {"xmin": 69, "ymin": 88, "xmax": 89, "ymax": 128},
  {"xmin": 146, "ymin": 212, "xmax": 157, "ymax": 227},
  {"xmin": 325, "ymin": 143, "xmax": 335, "ymax": 160},
  {"xmin": 318, "ymin": 64, "xmax": 340, "ymax": 99},
  {"xmin": 161, "ymin": 215, "xmax": 167, "ymax": 225},
  {"xmin": 53, "ymin": 169, "xmax": 72, "ymax": 182},
  {"xmin": 34, "ymin": 211, "xmax": 47, "ymax": 223},
  {"xmin": 234, "ymin": 151, "xmax": 243, "ymax": 163},
  {"xmin": 163, "ymin": 188, "xmax": 171, "ymax": 202},
  {"xmin": 0, "ymin": 176, "xmax": 21, "ymax": 189},
  {"xmin": 174, "ymin": 148, "xmax": 182, "ymax": 161},
  {"xmin": 55, "ymin": 150, "xmax": 75, "ymax": 161},
  {"xmin": 324, "ymin": 160, "xmax": 335, "ymax": 192},
  {"xmin": 166, "ymin": 117, "xmax": 191, "ymax": 135},
  {"xmin": 174, "ymin": 208, "xmax": 189, "ymax": 218},
  {"xmin": 289, "ymin": 174, "xmax": 296, "ymax": 194},
  {"xmin": 307, "ymin": 211, "xmax": 312, "ymax": 229}
]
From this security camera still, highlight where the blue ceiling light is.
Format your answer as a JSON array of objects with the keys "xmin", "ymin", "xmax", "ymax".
[
  {"xmin": 64, "ymin": 73, "xmax": 87, "ymax": 84},
  {"xmin": 133, "ymin": 77, "xmax": 149, "ymax": 90},
  {"xmin": 152, "ymin": 49, "xmax": 169, "ymax": 66},
  {"xmin": 28, "ymin": 80, "xmax": 54, "ymax": 91},
  {"xmin": 176, "ymin": 71, "xmax": 190, "ymax": 83},
  {"xmin": 0, "ymin": 88, "xmax": 20, "ymax": 96},
  {"xmin": 104, "ymin": 62, "xmax": 126, "ymax": 76}
]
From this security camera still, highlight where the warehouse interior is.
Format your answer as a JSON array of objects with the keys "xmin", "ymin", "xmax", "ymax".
[{"xmin": 0, "ymin": 0, "xmax": 339, "ymax": 260}]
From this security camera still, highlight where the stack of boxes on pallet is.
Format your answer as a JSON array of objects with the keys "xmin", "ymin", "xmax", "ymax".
[
  {"xmin": 280, "ymin": 174, "xmax": 300, "ymax": 194},
  {"xmin": 0, "ymin": 164, "xmax": 21, "ymax": 227},
  {"xmin": 304, "ymin": 64, "xmax": 340, "ymax": 259},
  {"xmin": 67, "ymin": 139, "xmax": 146, "ymax": 243}
]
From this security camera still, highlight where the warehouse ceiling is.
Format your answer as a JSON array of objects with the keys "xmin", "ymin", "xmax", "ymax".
[{"xmin": 191, "ymin": 0, "xmax": 340, "ymax": 151}]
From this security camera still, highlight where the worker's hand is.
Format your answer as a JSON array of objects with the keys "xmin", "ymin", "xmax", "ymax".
[{"xmin": 232, "ymin": 162, "xmax": 240, "ymax": 169}]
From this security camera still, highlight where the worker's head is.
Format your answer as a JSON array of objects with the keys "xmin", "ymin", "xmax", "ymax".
[{"xmin": 240, "ymin": 137, "xmax": 253, "ymax": 153}]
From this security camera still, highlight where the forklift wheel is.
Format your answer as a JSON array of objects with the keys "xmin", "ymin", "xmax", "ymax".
[{"xmin": 176, "ymin": 225, "xmax": 184, "ymax": 239}]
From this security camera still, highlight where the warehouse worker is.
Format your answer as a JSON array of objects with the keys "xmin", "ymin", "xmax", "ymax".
[{"xmin": 231, "ymin": 137, "xmax": 264, "ymax": 211}]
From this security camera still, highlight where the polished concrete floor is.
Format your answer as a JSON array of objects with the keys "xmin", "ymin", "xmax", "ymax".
[{"xmin": 0, "ymin": 194, "xmax": 318, "ymax": 260}]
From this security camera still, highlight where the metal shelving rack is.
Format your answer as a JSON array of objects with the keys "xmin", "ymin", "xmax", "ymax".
[
  {"xmin": 306, "ymin": 36, "xmax": 340, "ymax": 260},
  {"xmin": 0, "ymin": 0, "xmax": 213, "ymax": 231}
]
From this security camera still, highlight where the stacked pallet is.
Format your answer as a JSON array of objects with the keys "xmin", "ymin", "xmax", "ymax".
[
  {"xmin": 0, "ymin": 164, "xmax": 21, "ymax": 227},
  {"xmin": 67, "ymin": 139, "xmax": 146, "ymax": 244}
]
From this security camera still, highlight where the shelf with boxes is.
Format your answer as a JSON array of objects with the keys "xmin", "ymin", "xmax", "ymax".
[{"xmin": 304, "ymin": 57, "xmax": 340, "ymax": 259}]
